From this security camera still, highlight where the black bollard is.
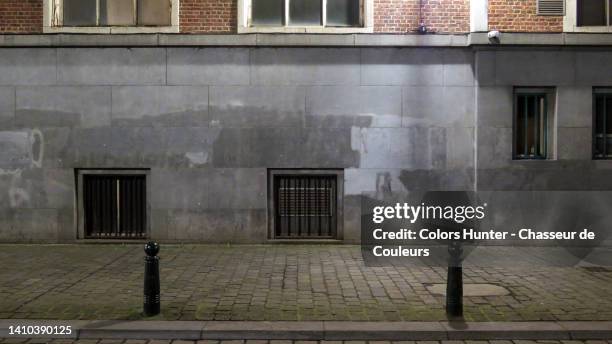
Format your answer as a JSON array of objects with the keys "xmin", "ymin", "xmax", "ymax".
[
  {"xmin": 143, "ymin": 241, "xmax": 160, "ymax": 317},
  {"xmin": 446, "ymin": 241, "xmax": 463, "ymax": 318}
]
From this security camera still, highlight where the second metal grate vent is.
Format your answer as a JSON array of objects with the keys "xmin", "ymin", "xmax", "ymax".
[
  {"xmin": 83, "ymin": 174, "xmax": 147, "ymax": 239},
  {"xmin": 274, "ymin": 174, "xmax": 337, "ymax": 238}
]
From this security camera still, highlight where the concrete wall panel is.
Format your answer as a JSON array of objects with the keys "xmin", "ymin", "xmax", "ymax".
[
  {"xmin": 112, "ymin": 86, "xmax": 209, "ymax": 127},
  {"xmin": 306, "ymin": 86, "xmax": 402, "ymax": 128},
  {"xmin": 167, "ymin": 48, "xmax": 250, "ymax": 86},
  {"xmin": 576, "ymin": 51, "xmax": 612, "ymax": 85},
  {"xmin": 57, "ymin": 48, "xmax": 165, "ymax": 85},
  {"xmin": 361, "ymin": 48, "xmax": 445, "ymax": 86},
  {"xmin": 475, "ymin": 50, "xmax": 496, "ymax": 87},
  {"xmin": 16, "ymin": 86, "xmax": 111, "ymax": 128},
  {"xmin": 0, "ymin": 209, "xmax": 59, "ymax": 242},
  {"xmin": 477, "ymin": 126, "xmax": 513, "ymax": 169},
  {"xmin": 556, "ymin": 86, "xmax": 593, "ymax": 128},
  {"xmin": 211, "ymin": 127, "xmax": 359, "ymax": 168},
  {"xmin": 166, "ymin": 209, "xmax": 267, "ymax": 243},
  {"xmin": 351, "ymin": 127, "xmax": 448, "ymax": 169},
  {"xmin": 151, "ymin": 168, "xmax": 210, "ymax": 210},
  {"xmin": 402, "ymin": 86, "xmax": 474, "ymax": 127},
  {"xmin": 0, "ymin": 49, "xmax": 56, "ymax": 86},
  {"xmin": 210, "ymin": 86, "xmax": 305, "ymax": 127},
  {"xmin": 477, "ymin": 86, "xmax": 513, "ymax": 128},
  {"xmin": 0, "ymin": 87, "xmax": 15, "ymax": 128},
  {"xmin": 251, "ymin": 48, "xmax": 360, "ymax": 86},
  {"xmin": 443, "ymin": 48, "xmax": 475, "ymax": 86},
  {"xmin": 557, "ymin": 127, "xmax": 592, "ymax": 160},
  {"xmin": 207, "ymin": 168, "xmax": 267, "ymax": 210},
  {"xmin": 494, "ymin": 50, "xmax": 574, "ymax": 86}
]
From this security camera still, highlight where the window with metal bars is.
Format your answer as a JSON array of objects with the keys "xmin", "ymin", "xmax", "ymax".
[
  {"xmin": 80, "ymin": 173, "xmax": 147, "ymax": 239},
  {"xmin": 270, "ymin": 171, "xmax": 342, "ymax": 239},
  {"xmin": 513, "ymin": 89, "xmax": 553, "ymax": 160},
  {"xmin": 593, "ymin": 89, "xmax": 612, "ymax": 159}
]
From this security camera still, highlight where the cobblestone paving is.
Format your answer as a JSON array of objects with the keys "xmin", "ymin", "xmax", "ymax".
[
  {"xmin": 1, "ymin": 245, "xmax": 611, "ymax": 321},
  {"xmin": 1, "ymin": 340, "xmax": 612, "ymax": 344}
]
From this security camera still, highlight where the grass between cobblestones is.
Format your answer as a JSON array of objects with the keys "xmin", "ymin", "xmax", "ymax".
[{"xmin": 0, "ymin": 245, "xmax": 611, "ymax": 321}]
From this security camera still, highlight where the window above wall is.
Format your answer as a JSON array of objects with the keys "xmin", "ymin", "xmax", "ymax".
[
  {"xmin": 593, "ymin": 88, "xmax": 612, "ymax": 159},
  {"xmin": 564, "ymin": 0, "xmax": 612, "ymax": 32},
  {"xmin": 513, "ymin": 88, "xmax": 556, "ymax": 160},
  {"xmin": 43, "ymin": 0, "xmax": 179, "ymax": 33},
  {"xmin": 238, "ymin": 0, "xmax": 374, "ymax": 33}
]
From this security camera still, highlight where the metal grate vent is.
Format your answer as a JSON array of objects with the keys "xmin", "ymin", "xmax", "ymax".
[
  {"xmin": 83, "ymin": 174, "xmax": 147, "ymax": 239},
  {"xmin": 278, "ymin": 186, "xmax": 333, "ymax": 217},
  {"xmin": 537, "ymin": 0, "xmax": 565, "ymax": 15},
  {"xmin": 274, "ymin": 174, "xmax": 337, "ymax": 238}
]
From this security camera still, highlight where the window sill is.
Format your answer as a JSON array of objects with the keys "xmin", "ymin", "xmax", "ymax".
[
  {"xmin": 237, "ymin": 26, "xmax": 374, "ymax": 34},
  {"xmin": 563, "ymin": 26, "xmax": 612, "ymax": 33},
  {"xmin": 43, "ymin": 26, "xmax": 180, "ymax": 34}
]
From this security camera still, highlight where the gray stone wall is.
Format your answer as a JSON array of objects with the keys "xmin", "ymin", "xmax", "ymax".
[
  {"xmin": 9, "ymin": 46, "xmax": 611, "ymax": 243},
  {"xmin": 0, "ymin": 46, "xmax": 474, "ymax": 243},
  {"xmin": 475, "ymin": 47, "xmax": 612, "ymax": 191}
]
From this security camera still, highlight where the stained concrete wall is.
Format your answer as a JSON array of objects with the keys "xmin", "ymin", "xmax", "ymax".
[
  {"xmin": 0, "ymin": 46, "xmax": 476, "ymax": 243},
  {"xmin": 3, "ymin": 46, "xmax": 611, "ymax": 243},
  {"xmin": 475, "ymin": 47, "xmax": 612, "ymax": 191}
]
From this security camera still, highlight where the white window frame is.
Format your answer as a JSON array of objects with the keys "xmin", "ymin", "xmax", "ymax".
[
  {"xmin": 43, "ymin": 0, "xmax": 179, "ymax": 34},
  {"xmin": 237, "ymin": 0, "xmax": 374, "ymax": 33},
  {"xmin": 564, "ymin": 0, "xmax": 612, "ymax": 32}
]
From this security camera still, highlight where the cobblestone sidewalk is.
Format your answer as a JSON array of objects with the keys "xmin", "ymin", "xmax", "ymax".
[{"xmin": 1, "ymin": 245, "xmax": 611, "ymax": 321}]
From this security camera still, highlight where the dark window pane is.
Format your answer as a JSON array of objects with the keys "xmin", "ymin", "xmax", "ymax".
[
  {"xmin": 606, "ymin": 97, "xmax": 612, "ymax": 133},
  {"xmin": 526, "ymin": 96, "xmax": 536, "ymax": 156},
  {"xmin": 537, "ymin": 96, "xmax": 546, "ymax": 157},
  {"xmin": 577, "ymin": 0, "xmax": 606, "ymax": 26},
  {"xmin": 252, "ymin": 0, "xmax": 284, "ymax": 26},
  {"xmin": 289, "ymin": 0, "xmax": 322, "ymax": 26},
  {"xmin": 63, "ymin": 0, "xmax": 97, "ymax": 26},
  {"xmin": 515, "ymin": 94, "xmax": 547, "ymax": 159},
  {"xmin": 595, "ymin": 96, "xmax": 605, "ymax": 134},
  {"xmin": 100, "ymin": 0, "xmax": 136, "ymax": 26},
  {"xmin": 138, "ymin": 0, "xmax": 171, "ymax": 26},
  {"xmin": 327, "ymin": 0, "xmax": 359, "ymax": 26},
  {"xmin": 595, "ymin": 137, "xmax": 605, "ymax": 156},
  {"xmin": 516, "ymin": 95, "xmax": 526, "ymax": 157}
]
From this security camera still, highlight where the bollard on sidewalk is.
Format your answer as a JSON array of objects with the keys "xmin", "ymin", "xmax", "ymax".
[
  {"xmin": 143, "ymin": 241, "xmax": 160, "ymax": 317},
  {"xmin": 446, "ymin": 241, "xmax": 463, "ymax": 318}
]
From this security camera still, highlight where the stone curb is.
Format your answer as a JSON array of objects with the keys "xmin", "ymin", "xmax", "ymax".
[{"xmin": 1, "ymin": 320, "xmax": 612, "ymax": 340}]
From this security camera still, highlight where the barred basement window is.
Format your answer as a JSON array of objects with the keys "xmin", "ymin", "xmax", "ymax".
[
  {"xmin": 513, "ymin": 88, "xmax": 555, "ymax": 160},
  {"xmin": 78, "ymin": 170, "xmax": 148, "ymax": 239},
  {"xmin": 269, "ymin": 170, "xmax": 343, "ymax": 239},
  {"xmin": 593, "ymin": 89, "xmax": 612, "ymax": 159}
]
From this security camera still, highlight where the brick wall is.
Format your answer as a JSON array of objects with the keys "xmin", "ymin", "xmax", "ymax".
[
  {"xmin": 488, "ymin": 0, "xmax": 562, "ymax": 32},
  {"xmin": 0, "ymin": 0, "xmax": 563, "ymax": 35},
  {"xmin": 180, "ymin": 0, "xmax": 236, "ymax": 33},
  {"xmin": 374, "ymin": 0, "xmax": 470, "ymax": 34},
  {"xmin": 0, "ymin": 0, "xmax": 42, "ymax": 33}
]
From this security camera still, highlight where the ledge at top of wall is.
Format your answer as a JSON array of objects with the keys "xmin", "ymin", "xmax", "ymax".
[{"xmin": 2, "ymin": 32, "xmax": 612, "ymax": 47}]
